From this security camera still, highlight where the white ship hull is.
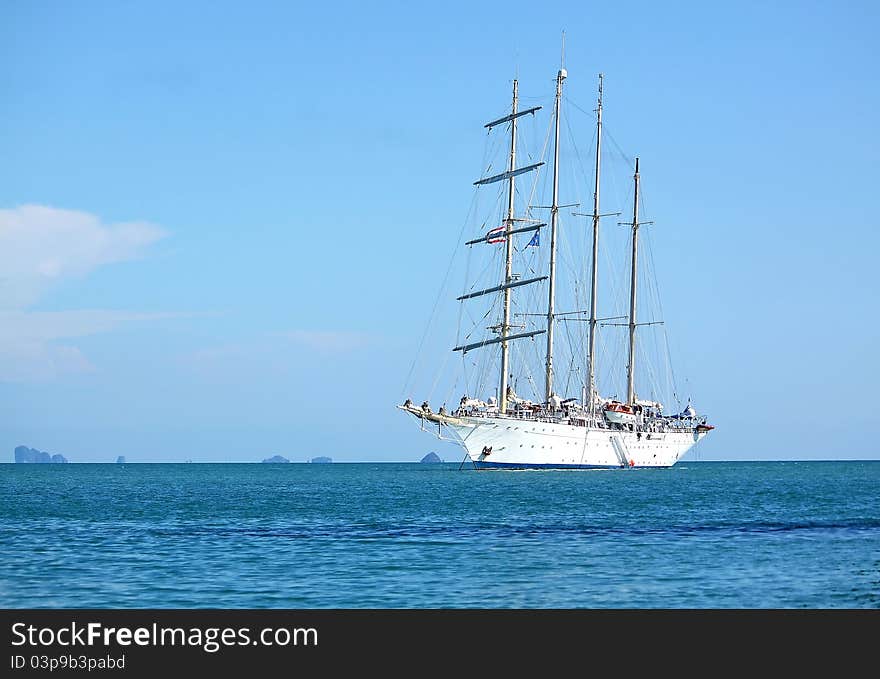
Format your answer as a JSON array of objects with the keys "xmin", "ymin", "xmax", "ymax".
[{"xmin": 410, "ymin": 411, "xmax": 706, "ymax": 469}]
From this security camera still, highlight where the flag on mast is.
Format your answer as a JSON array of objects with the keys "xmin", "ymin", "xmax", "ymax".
[
  {"xmin": 527, "ymin": 232, "xmax": 539, "ymax": 247},
  {"xmin": 486, "ymin": 226, "xmax": 505, "ymax": 244}
]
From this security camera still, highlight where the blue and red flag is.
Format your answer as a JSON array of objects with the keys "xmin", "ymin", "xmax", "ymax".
[{"xmin": 486, "ymin": 226, "xmax": 505, "ymax": 244}]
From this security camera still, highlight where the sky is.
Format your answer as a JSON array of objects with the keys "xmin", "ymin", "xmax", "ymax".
[{"xmin": 1, "ymin": 0, "xmax": 877, "ymax": 462}]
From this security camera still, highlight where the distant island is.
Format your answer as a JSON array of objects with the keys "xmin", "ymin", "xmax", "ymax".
[
  {"xmin": 14, "ymin": 446, "xmax": 68, "ymax": 463},
  {"xmin": 420, "ymin": 452, "xmax": 443, "ymax": 463},
  {"xmin": 262, "ymin": 455, "xmax": 290, "ymax": 463},
  {"xmin": 310, "ymin": 456, "xmax": 332, "ymax": 464}
]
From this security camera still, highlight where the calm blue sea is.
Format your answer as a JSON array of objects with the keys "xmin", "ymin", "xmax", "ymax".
[{"xmin": 1, "ymin": 461, "xmax": 877, "ymax": 608}]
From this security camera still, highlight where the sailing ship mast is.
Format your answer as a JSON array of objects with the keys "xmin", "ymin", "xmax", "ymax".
[
  {"xmin": 453, "ymin": 85, "xmax": 545, "ymax": 399},
  {"xmin": 626, "ymin": 157, "xmax": 640, "ymax": 405},
  {"xmin": 499, "ymin": 80, "xmax": 518, "ymax": 414},
  {"xmin": 544, "ymin": 66, "xmax": 566, "ymax": 404},
  {"xmin": 586, "ymin": 73, "xmax": 603, "ymax": 417}
]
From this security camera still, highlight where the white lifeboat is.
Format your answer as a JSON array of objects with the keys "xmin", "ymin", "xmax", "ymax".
[{"xmin": 603, "ymin": 401, "xmax": 637, "ymax": 425}]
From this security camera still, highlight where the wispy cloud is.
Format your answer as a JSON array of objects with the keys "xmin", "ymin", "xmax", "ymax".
[
  {"xmin": 0, "ymin": 342, "xmax": 95, "ymax": 382},
  {"xmin": 0, "ymin": 205, "xmax": 171, "ymax": 382},
  {"xmin": 0, "ymin": 204, "xmax": 165, "ymax": 309},
  {"xmin": 0, "ymin": 310, "xmax": 189, "ymax": 382},
  {"xmin": 0, "ymin": 310, "xmax": 186, "ymax": 340},
  {"xmin": 278, "ymin": 330, "xmax": 374, "ymax": 354},
  {"xmin": 184, "ymin": 330, "xmax": 376, "ymax": 380}
]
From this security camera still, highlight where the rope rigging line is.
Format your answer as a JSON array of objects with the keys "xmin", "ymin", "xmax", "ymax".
[
  {"xmin": 401, "ymin": 185, "xmax": 482, "ymax": 401},
  {"xmin": 406, "ymin": 109, "xmax": 543, "ymax": 404},
  {"xmin": 602, "ymin": 124, "xmax": 635, "ymax": 168}
]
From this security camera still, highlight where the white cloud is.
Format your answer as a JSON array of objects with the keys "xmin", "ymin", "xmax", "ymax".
[
  {"xmin": 279, "ymin": 330, "xmax": 373, "ymax": 353},
  {"xmin": 0, "ymin": 204, "xmax": 165, "ymax": 308},
  {"xmin": 182, "ymin": 330, "xmax": 374, "ymax": 382},
  {"xmin": 0, "ymin": 205, "xmax": 170, "ymax": 382},
  {"xmin": 0, "ymin": 310, "xmax": 186, "ymax": 341},
  {"xmin": 0, "ymin": 310, "xmax": 187, "ymax": 382},
  {"xmin": 0, "ymin": 342, "xmax": 94, "ymax": 382}
]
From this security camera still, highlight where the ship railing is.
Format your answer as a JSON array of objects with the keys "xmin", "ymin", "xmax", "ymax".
[{"xmin": 455, "ymin": 406, "xmax": 615, "ymax": 429}]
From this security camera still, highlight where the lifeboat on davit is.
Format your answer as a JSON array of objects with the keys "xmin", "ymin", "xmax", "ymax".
[{"xmin": 603, "ymin": 401, "xmax": 637, "ymax": 425}]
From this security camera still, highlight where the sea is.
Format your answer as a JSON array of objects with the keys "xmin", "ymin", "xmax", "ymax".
[{"xmin": 1, "ymin": 461, "xmax": 877, "ymax": 608}]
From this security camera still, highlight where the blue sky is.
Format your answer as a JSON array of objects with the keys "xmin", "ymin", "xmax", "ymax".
[{"xmin": 1, "ymin": 0, "xmax": 877, "ymax": 462}]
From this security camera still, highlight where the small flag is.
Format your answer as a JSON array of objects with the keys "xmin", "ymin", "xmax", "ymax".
[
  {"xmin": 486, "ymin": 226, "xmax": 505, "ymax": 244},
  {"xmin": 527, "ymin": 232, "xmax": 540, "ymax": 247}
]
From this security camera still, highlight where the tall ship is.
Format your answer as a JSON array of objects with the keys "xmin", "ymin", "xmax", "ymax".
[{"xmin": 399, "ymin": 62, "xmax": 714, "ymax": 469}]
